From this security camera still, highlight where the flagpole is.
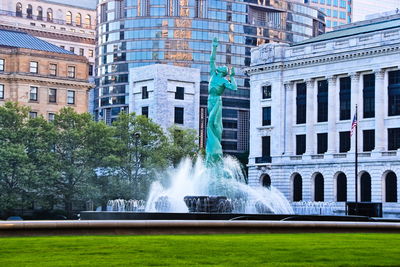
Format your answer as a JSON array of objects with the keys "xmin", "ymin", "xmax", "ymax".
[{"xmin": 355, "ymin": 104, "xmax": 358, "ymax": 213}]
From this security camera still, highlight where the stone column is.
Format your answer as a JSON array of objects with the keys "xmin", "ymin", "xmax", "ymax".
[
  {"xmin": 374, "ymin": 69, "xmax": 386, "ymax": 152},
  {"xmin": 305, "ymin": 79, "xmax": 315, "ymax": 155},
  {"xmin": 327, "ymin": 76, "xmax": 337, "ymax": 154},
  {"xmin": 350, "ymin": 73, "xmax": 360, "ymax": 152},
  {"xmin": 284, "ymin": 82, "xmax": 294, "ymax": 155}
]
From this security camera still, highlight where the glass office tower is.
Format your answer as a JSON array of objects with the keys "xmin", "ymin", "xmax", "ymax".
[{"xmin": 95, "ymin": 0, "xmax": 325, "ymax": 155}]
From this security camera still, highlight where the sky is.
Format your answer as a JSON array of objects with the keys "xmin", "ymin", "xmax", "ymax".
[
  {"xmin": 353, "ymin": 0, "xmax": 400, "ymax": 21},
  {"xmin": 47, "ymin": 0, "xmax": 97, "ymax": 9}
]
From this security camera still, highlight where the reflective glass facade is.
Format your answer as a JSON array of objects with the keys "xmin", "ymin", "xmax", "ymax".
[{"xmin": 94, "ymin": 0, "xmax": 325, "ymax": 154}]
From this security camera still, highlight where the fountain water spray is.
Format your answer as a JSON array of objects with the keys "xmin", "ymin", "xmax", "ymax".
[{"xmin": 145, "ymin": 156, "xmax": 293, "ymax": 214}]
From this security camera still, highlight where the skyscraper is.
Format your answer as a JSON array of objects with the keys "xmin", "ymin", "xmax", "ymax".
[
  {"xmin": 94, "ymin": 0, "xmax": 325, "ymax": 156},
  {"xmin": 297, "ymin": 0, "xmax": 351, "ymax": 30}
]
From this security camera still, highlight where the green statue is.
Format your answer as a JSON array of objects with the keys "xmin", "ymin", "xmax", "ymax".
[{"xmin": 205, "ymin": 38, "xmax": 237, "ymax": 166}]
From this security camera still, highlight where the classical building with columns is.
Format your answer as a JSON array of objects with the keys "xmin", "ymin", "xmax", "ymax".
[{"xmin": 246, "ymin": 14, "xmax": 400, "ymax": 216}]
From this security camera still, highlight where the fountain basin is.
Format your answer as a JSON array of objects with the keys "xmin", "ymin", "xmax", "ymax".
[
  {"xmin": 79, "ymin": 211, "xmax": 376, "ymax": 222},
  {"xmin": 184, "ymin": 196, "xmax": 233, "ymax": 213}
]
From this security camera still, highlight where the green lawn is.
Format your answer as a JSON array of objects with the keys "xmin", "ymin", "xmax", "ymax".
[{"xmin": 0, "ymin": 233, "xmax": 399, "ymax": 266}]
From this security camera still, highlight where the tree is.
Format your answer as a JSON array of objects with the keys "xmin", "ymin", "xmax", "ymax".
[
  {"xmin": 50, "ymin": 108, "xmax": 115, "ymax": 218},
  {"xmin": 0, "ymin": 103, "xmax": 37, "ymax": 214},
  {"xmin": 165, "ymin": 125, "xmax": 199, "ymax": 167},
  {"xmin": 111, "ymin": 112, "xmax": 169, "ymax": 200}
]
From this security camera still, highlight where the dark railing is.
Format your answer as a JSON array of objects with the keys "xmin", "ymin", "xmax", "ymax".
[
  {"xmin": 255, "ymin": 156, "xmax": 271, "ymax": 164},
  {"xmin": 0, "ymin": 9, "xmax": 95, "ymax": 30}
]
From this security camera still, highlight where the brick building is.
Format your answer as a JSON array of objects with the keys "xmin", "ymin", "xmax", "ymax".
[{"xmin": 0, "ymin": 29, "xmax": 92, "ymax": 118}]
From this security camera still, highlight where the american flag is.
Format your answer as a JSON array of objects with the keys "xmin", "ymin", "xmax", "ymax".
[{"xmin": 350, "ymin": 112, "xmax": 357, "ymax": 136}]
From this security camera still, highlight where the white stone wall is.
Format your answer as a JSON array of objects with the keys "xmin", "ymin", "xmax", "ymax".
[
  {"xmin": 129, "ymin": 64, "xmax": 200, "ymax": 133},
  {"xmin": 247, "ymin": 16, "xmax": 400, "ymax": 216}
]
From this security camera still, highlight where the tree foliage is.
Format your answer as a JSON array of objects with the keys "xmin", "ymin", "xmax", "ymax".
[{"xmin": 0, "ymin": 103, "xmax": 199, "ymax": 218}]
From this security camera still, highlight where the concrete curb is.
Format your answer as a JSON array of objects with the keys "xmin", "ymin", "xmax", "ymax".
[{"xmin": 0, "ymin": 220, "xmax": 399, "ymax": 236}]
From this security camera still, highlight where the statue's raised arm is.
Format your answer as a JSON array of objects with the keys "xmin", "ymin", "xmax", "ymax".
[{"xmin": 210, "ymin": 37, "xmax": 218, "ymax": 75}]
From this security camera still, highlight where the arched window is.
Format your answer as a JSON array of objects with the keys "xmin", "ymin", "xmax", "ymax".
[
  {"xmin": 314, "ymin": 173, "xmax": 324, "ymax": 202},
  {"xmin": 85, "ymin": 14, "xmax": 91, "ymax": 27},
  {"xmin": 336, "ymin": 173, "xmax": 347, "ymax": 202},
  {"xmin": 37, "ymin": 6, "xmax": 43, "ymax": 20},
  {"xmin": 16, "ymin": 3, "xmax": 22, "ymax": 17},
  {"xmin": 261, "ymin": 174, "xmax": 271, "ymax": 189},
  {"xmin": 27, "ymin": 4, "xmax": 33, "ymax": 18},
  {"xmin": 360, "ymin": 172, "xmax": 371, "ymax": 202},
  {"xmin": 66, "ymin": 11, "xmax": 72, "ymax": 24},
  {"xmin": 293, "ymin": 174, "xmax": 302, "ymax": 202},
  {"xmin": 47, "ymin": 8, "xmax": 53, "ymax": 22},
  {"xmin": 385, "ymin": 172, "xmax": 397, "ymax": 202},
  {"xmin": 76, "ymin": 13, "xmax": 82, "ymax": 26}
]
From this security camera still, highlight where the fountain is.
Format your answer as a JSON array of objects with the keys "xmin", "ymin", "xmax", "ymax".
[
  {"xmin": 144, "ymin": 156, "xmax": 293, "ymax": 214},
  {"xmin": 78, "ymin": 38, "xmax": 388, "ymax": 223},
  {"xmin": 105, "ymin": 38, "xmax": 293, "ymax": 215}
]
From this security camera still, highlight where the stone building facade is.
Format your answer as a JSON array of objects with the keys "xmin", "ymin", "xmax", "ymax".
[
  {"xmin": 129, "ymin": 64, "xmax": 200, "ymax": 131},
  {"xmin": 0, "ymin": 29, "xmax": 92, "ymax": 118},
  {"xmin": 0, "ymin": 0, "xmax": 96, "ymax": 76},
  {"xmin": 246, "ymin": 14, "xmax": 400, "ymax": 216}
]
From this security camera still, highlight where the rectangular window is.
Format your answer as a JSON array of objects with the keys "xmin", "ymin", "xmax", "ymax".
[
  {"xmin": 317, "ymin": 133, "xmax": 328, "ymax": 154},
  {"xmin": 363, "ymin": 73, "xmax": 375, "ymax": 118},
  {"xmin": 49, "ymin": 64, "xmax": 57, "ymax": 76},
  {"xmin": 388, "ymin": 128, "xmax": 400, "ymax": 150},
  {"xmin": 70, "ymin": 47, "xmax": 75, "ymax": 53},
  {"xmin": 175, "ymin": 86, "xmax": 184, "ymax": 100},
  {"xmin": 262, "ymin": 85, "xmax": 271, "ymax": 99},
  {"xmin": 339, "ymin": 77, "xmax": 351, "ymax": 120},
  {"xmin": 30, "ymin": 86, "xmax": 38, "ymax": 101},
  {"xmin": 142, "ymin": 106, "xmax": 149, "ymax": 117},
  {"xmin": 388, "ymin": 70, "xmax": 400, "ymax": 116},
  {"xmin": 296, "ymin": 83, "xmax": 307, "ymax": 124},
  {"xmin": 29, "ymin": 112, "xmax": 37, "ymax": 118},
  {"xmin": 49, "ymin": 88, "xmax": 57, "ymax": 103},
  {"xmin": 142, "ymin": 86, "xmax": 149, "ymax": 99},
  {"xmin": 262, "ymin": 107, "xmax": 271, "ymax": 126},
  {"xmin": 0, "ymin": 59, "xmax": 4, "ymax": 71},
  {"xmin": 89, "ymin": 64, "xmax": 94, "ymax": 76},
  {"xmin": 317, "ymin": 80, "xmax": 328, "ymax": 122},
  {"xmin": 68, "ymin": 66, "xmax": 76, "ymax": 78},
  {"xmin": 0, "ymin": 84, "xmax": 4, "ymax": 99},
  {"xmin": 79, "ymin": 48, "xmax": 84, "ymax": 56},
  {"xmin": 333, "ymin": 0, "xmax": 338, "ymax": 6},
  {"xmin": 340, "ymin": 0, "xmax": 346, "ymax": 7},
  {"xmin": 67, "ymin": 90, "xmax": 75, "ymax": 104},
  {"xmin": 89, "ymin": 49, "xmax": 94, "ymax": 57},
  {"xmin": 30, "ymin": 61, "xmax": 38, "ymax": 73},
  {"xmin": 296, "ymin": 134, "xmax": 306, "ymax": 155},
  {"xmin": 339, "ymin": 131, "xmax": 351, "ymax": 153},
  {"xmin": 262, "ymin": 136, "xmax": 271, "ymax": 159},
  {"xmin": 363, "ymin": 130, "xmax": 375, "ymax": 152},
  {"xmin": 174, "ymin": 107, "xmax": 184, "ymax": 124},
  {"xmin": 100, "ymin": 3, "xmax": 108, "ymax": 23},
  {"xmin": 48, "ymin": 113, "xmax": 55, "ymax": 121}
]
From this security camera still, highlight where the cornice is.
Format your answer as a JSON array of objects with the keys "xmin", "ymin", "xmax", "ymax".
[
  {"xmin": 0, "ymin": 49, "xmax": 89, "ymax": 64},
  {"xmin": 245, "ymin": 44, "xmax": 400, "ymax": 75},
  {"xmin": 0, "ymin": 73, "xmax": 93, "ymax": 89}
]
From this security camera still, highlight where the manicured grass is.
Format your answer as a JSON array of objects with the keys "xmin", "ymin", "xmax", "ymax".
[{"xmin": 0, "ymin": 233, "xmax": 399, "ymax": 266}]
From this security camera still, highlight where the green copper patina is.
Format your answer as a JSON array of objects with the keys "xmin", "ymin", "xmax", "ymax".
[{"xmin": 205, "ymin": 38, "xmax": 237, "ymax": 166}]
